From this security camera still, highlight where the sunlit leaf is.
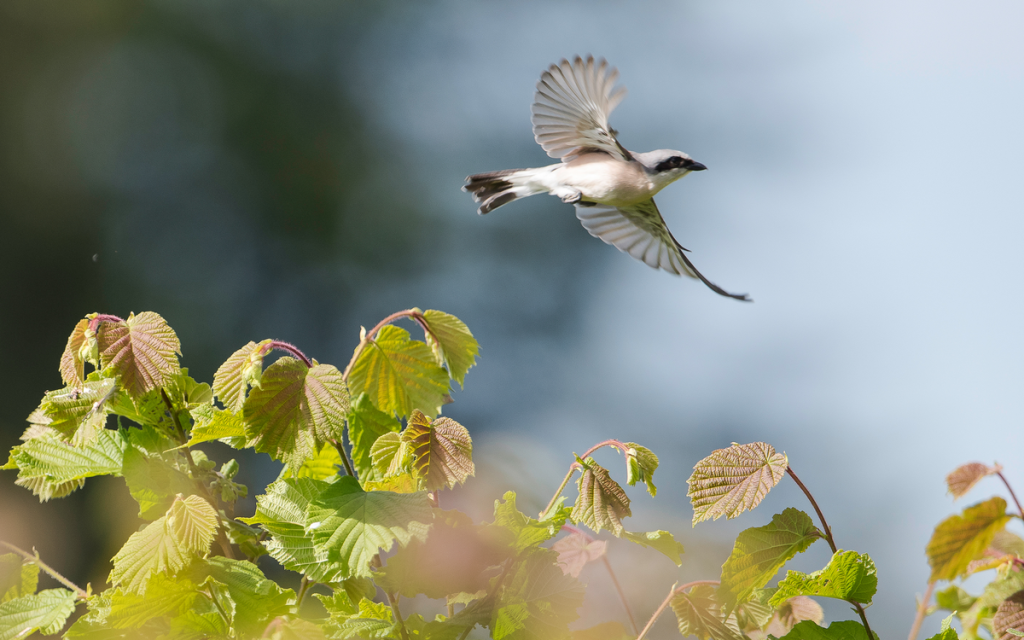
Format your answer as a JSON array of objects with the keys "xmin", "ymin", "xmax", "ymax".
[
  {"xmin": 927, "ymin": 497, "xmax": 1012, "ymax": 581},
  {"xmin": 947, "ymin": 462, "xmax": 1003, "ymax": 500},
  {"xmin": 347, "ymin": 393, "xmax": 401, "ymax": 483},
  {"xmin": 570, "ymin": 458, "xmax": 630, "ymax": 536},
  {"xmin": 0, "ymin": 589, "xmax": 78, "ymax": 639},
  {"xmin": 776, "ymin": 620, "xmax": 874, "ymax": 640},
  {"xmin": 491, "ymin": 548, "xmax": 585, "ymax": 640},
  {"xmin": 59, "ymin": 319, "xmax": 89, "ymax": 389},
  {"xmin": 552, "ymin": 529, "xmax": 606, "ymax": 578},
  {"xmin": 991, "ymin": 530, "xmax": 1024, "ymax": 559},
  {"xmin": 621, "ymin": 530, "xmax": 685, "ymax": 565},
  {"xmin": 107, "ymin": 573, "xmax": 199, "ymax": 629},
  {"xmin": 623, "ymin": 442, "xmax": 658, "ymax": 497},
  {"xmin": 924, "ymin": 614, "xmax": 959, "ymax": 640},
  {"xmin": 752, "ymin": 596, "xmax": 823, "ymax": 640},
  {"xmin": 688, "ymin": 442, "xmax": 788, "ymax": 525},
  {"xmin": 489, "ymin": 492, "xmax": 567, "ymax": 553},
  {"xmin": 347, "ymin": 325, "xmax": 450, "ymax": 418},
  {"xmin": 96, "ymin": 312, "xmax": 181, "ymax": 399},
  {"xmin": 213, "ymin": 340, "xmax": 272, "ymax": 412},
  {"xmin": 421, "ymin": 309, "xmax": 479, "ymax": 387},
  {"xmin": 770, "ymin": 550, "xmax": 877, "ymax": 606},
  {"xmin": 402, "ymin": 410, "xmax": 474, "ymax": 491},
  {"xmin": 720, "ymin": 508, "xmax": 821, "ymax": 611},
  {"xmin": 363, "ymin": 473, "xmax": 420, "ymax": 494},
  {"xmin": 961, "ymin": 571, "xmax": 1024, "ymax": 639},
  {"xmin": 39, "ymin": 378, "xmax": 117, "ymax": 441},
  {"xmin": 305, "ymin": 476, "xmax": 432, "ymax": 578},
  {"xmin": 184, "ymin": 405, "xmax": 247, "ymax": 448},
  {"xmin": 670, "ymin": 584, "xmax": 743, "ymax": 640},
  {"xmin": 935, "ymin": 584, "xmax": 977, "ymax": 612},
  {"xmin": 191, "ymin": 557, "xmax": 294, "ymax": 636},
  {"xmin": 370, "ymin": 432, "xmax": 412, "ymax": 480},
  {"xmin": 7, "ymin": 429, "xmax": 126, "ymax": 501},
  {"xmin": 0, "ymin": 555, "xmax": 38, "ymax": 604},
  {"xmin": 279, "ymin": 442, "xmax": 342, "ymax": 481},
  {"xmin": 263, "ymin": 617, "xmax": 328, "ymax": 640}
]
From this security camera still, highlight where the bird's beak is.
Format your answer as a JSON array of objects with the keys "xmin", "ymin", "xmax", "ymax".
[{"xmin": 686, "ymin": 160, "xmax": 707, "ymax": 172}]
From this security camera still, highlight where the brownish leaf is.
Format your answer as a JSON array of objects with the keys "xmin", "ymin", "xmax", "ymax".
[
  {"xmin": 402, "ymin": 410, "xmax": 474, "ymax": 491},
  {"xmin": 552, "ymin": 529, "xmax": 607, "ymax": 578},
  {"xmin": 97, "ymin": 312, "xmax": 182, "ymax": 398},
  {"xmin": 59, "ymin": 319, "xmax": 88, "ymax": 388},
  {"xmin": 688, "ymin": 442, "xmax": 788, "ymax": 525},
  {"xmin": 994, "ymin": 590, "xmax": 1024, "ymax": 640},
  {"xmin": 571, "ymin": 458, "xmax": 631, "ymax": 536},
  {"xmin": 947, "ymin": 462, "xmax": 1003, "ymax": 500}
]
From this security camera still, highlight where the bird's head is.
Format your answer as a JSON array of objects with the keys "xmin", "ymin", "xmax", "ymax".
[{"xmin": 633, "ymin": 149, "xmax": 707, "ymax": 188}]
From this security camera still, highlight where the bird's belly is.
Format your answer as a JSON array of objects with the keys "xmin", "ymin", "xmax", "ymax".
[{"xmin": 556, "ymin": 157, "xmax": 654, "ymax": 207}]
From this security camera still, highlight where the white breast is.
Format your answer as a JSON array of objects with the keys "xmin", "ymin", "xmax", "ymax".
[{"xmin": 555, "ymin": 153, "xmax": 655, "ymax": 207}]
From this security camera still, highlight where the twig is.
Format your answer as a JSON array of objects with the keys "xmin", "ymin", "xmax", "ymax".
[
  {"xmin": 330, "ymin": 438, "xmax": 357, "ymax": 479},
  {"xmin": 907, "ymin": 581, "xmax": 936, "ymax": 640},
  {"xmin": 539, "ymin": 439, "xmax": 630, "ymax": 518},
  {"xmin": 787, "ymin": 466, "xmax": 874, "ymax": 639},
  {"xmin": 601, "ymin": 556, "xmax": 639, "ymax": 635},
  {"xmin": 0, "ymin": 540, "xmax": 87, "ymax": 599},
  {"xmin": 997, "ymin": 470, "xmax": 1024, "ymax": 519},
  {"xmin": 636, "ymin": 580, "xmax": 720, "ymax": 640},
  {"xmin": 386, "ymin": 592, "xmax": 410, "ymax": 640}
]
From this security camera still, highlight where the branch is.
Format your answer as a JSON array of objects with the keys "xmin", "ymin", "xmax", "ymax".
[
  {"xmin": 907, "ymin": 581, "xmax": 936, "ymax": 640},
  {"xmin": 636, "ymin": 580, "xmax": 720, "ymax": 640},
  {"xmin": 0, "ymin": 540, "xmax": 87, "ymax": 600},
  {"xmin": 539, "ymin": 440, "xmax": 630, "ymax": 519}
]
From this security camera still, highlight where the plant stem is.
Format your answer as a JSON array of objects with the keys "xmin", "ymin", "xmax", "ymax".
[
  {"xmin": 601, "ymin": 556, "xmax": 639, "ymax": 635},
  {"xmin": 786, "ymin": 466, "xmax": 874, "ymax": 639},
  {"xmin": 636, "ymin": 580, "xmax": 720, "ymax": 640},
  {"xmin": 997, "ymin": 470, "xmax": 1024, "ymax": 519},
  {"xmin": 0, "ymin": 540, "xmax": 87, "ymax": 599},
  {"xmin": 88, "ymin": 313, "xmax": 124, "ymax": 332},
  {"xmin": 907, "ymin": 581, "xmax": 936, "ymax": 640},
  {"xmin": 447, "ymin": 602, "xmax": 455, "ymax": 618},
  {"xmin": 342, "ymin": 309, "xmax": 421, "ymax": 380},
  {"xmin": 539, "ymin": 440, "xmax": 629, "ymax": 519},
  {"xmin": 330, "ymin": 438, "xmax": 357, "ymax": 479},
  {"xmin": 386, "ymin": 592, "xmax": 410, "ymax": 640},
  {"xmin": 264, "ymin": 340, "xmax": 313, "ymax": 368}
]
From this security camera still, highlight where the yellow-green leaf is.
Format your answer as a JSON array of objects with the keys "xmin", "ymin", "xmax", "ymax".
[
  {"xmin": 402, "ymin": 410, "xmax": 474, "ymax": 491},
  {"xmin": 570, "ymin": 458, "xmax": 630, "ymax": 536},
  {"xmin": 96, "ymin": 312, "xmax": 182, "ymax": 399},
  {"xmin": 347, "ymin": 325, "xmax": 449, "ymax": 419},
  {"xmin": 213, "ymin": 340, "xmax": 272, "ymax": 412},
  {"xmin": 59, "ymin": 319, "xmax": 89, "ymax": 389},
  {"xmin": 769, "ymin": 550, "xmax": 877, "ymax": 606},
  {"xmin": 927, "ymin": 497, "xmax": 1012, "ymax": 581},
  {"xmin": 688, "ymin": 442, "xmax": 788, "ymax": 525},
  {"xmin": 421, "ymin": 310, "xmax": 479, "ymax": 388},
  {"xmin": 670, "ymin": 584, "xmax": 744, "ymax": 640},
  {"xmin": 0, "ymin": 589, "xmax": 78, "ymax": 639}
]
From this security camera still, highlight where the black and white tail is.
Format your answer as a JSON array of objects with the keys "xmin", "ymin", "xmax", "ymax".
[{"xmin": 463, "ymin": 168, "xmax": 549, "ymax": 214}]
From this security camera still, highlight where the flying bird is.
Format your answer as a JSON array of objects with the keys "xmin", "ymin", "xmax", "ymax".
[{"xmin": 463, "ymin": 55, "xmax": 750, "ymax": 301}]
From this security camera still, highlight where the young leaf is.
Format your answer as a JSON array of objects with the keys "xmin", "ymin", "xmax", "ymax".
[
  {"xmin": 935, "ymin": 584, "xmax": 977, "ymax": 612},
  {"xmin": 370, "ymin": 432, "xmax": 413, "ymax": 479},
  {"xmin": 960, "ymin": 571, "xmax": 1024, "ymax": 639},
  {"xmin": 491, "ymin": 548, "xmax": 585, "ymax": 640},
  {"xmin": 995, "ymin": 591, "xmax": 1024, "ymax": 640},
  {"xmin": 947, "ymin": 462, "xmax": 1003, "ymax": 500},
  {"xmin": 420, "ymin": 309, "xmax": 480, "ymax": 387},
  {"xmin": 552, "ymin": 530, "xmax": 607, "ymax": 578},
  {"xmin": 670, "ymin": 584, "xmax": 744, "ymax": 640},
  {"xmin": 924, "ymin": 614, "xmax": 959, "ymax": 640},
  {"xmin": 0, "ymin": 589, "xmax": 78, "ymax": 638},
  {"xmin": 688, "ymin": 442, "xmax": 788, "ymax": 525},
  {"xmin": 623, "ymin": 442, "xmax": 658, "ymax": 496},
  {"xmin": 96, "ymin": 312, "xmax": 182, "ymax": 399},
  {"xmin": 213, "ymin": 340, "xmax": 272, "ymax": 412},
  {"xmin": 489, "ymin": 491, "xmax": 567, "ymax": 553},
  {"xmin": 402, "ymin": 410, "xmax": 474, "ymax": 491},
  {"xmin": 991, "ymin": 530, "xmax": 1024, "ymax": 559},
  {"xmin": 325, "ymin": 597, "xmax": 394, "ymax": 640},
  {"xmin": 184, "ymin": 406, "xmax": 247, "ymax": 448},
  {"xmin": 121, "ymin": 438, "xmax": 193, "ymax": 520},
  {"xmin": 109, "ymin": 495, "xmax": 218, "ymax": 593},
  {"xmin": 305, "ymin": 475, "xmax": 432, "ymax": 578},
  {"xmin": 39, "ymin": 378, "xmax": 117, "ymax": 441},
  {"xmin": 192, "ymin": 557, "xmax": 294, "ymax": 636},
  {"xmin": 621, "ymin": 530, "xmax": 685, "ymax": 565},
  {"xmin": 59, "ymin": 319, "xmax": 89, "ymax": 388},
  {"xmin": 363, "ymin": 473, "xmax": 420, "ymax": 494},
  {"xmin": 0, "ymin": 555, "xmax": 38, "ymax": 603},
  {"xmin": 347, "ymin": 393, "xmax": 401, "ymax": 482},
  {"xmin": 7, "ymin": 428, "xmax": 126, "ymax": 501},
  {"xmin": 278, "ymin": 442, "xmax": 342, "ymax": 481},
  {"xmin": 107, "ymin": 573, "xmax": 200, "ymax": 629},
  {"xmin": 776, "ymin": 620, "xmax": 874, "ymax": 640},
  {"xmin": 769, "ymin": 550, "xmax": 877, "ymax": 606},
  {"xmin": 753, "ymin": 596, "xmax": 824, "ymax": 640},
  {"xmin": 720, "ymin": 508, "xmax": 822, "ymax": 611},
  {"xmin": 927, "ymin": 497, "xmax": 1012, "ymax": 581},
  {"xmin": 570, "ymin": 458, "xmax": 631, "ymax": 536},
  {"xmin": 347, "ymin": 324, "xmax": 450, "ymax": 418}
]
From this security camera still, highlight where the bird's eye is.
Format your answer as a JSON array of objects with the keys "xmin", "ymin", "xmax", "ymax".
[{"xmin": 655, "ymin": 157, "xmax": 683, "ymax": 172}]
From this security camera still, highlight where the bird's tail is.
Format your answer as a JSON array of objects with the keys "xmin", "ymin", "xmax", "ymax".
[{"xmin": 463, "ymin": 167, "xmax": 551, "ymax": 214}]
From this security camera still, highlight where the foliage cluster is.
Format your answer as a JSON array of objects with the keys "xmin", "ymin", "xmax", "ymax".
[{"xmin": 1, "ymin": 310, "xmax": 1022, "ymax": 640}]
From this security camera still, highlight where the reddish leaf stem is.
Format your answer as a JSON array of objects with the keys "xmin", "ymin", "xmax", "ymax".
[
  {"xmin": 786, "ymin": 466, "xmax": 874, "ymax": 639},
  {"xmin": 539, "ymin": 440, "xmax": 630, "ymax": 518},
  {"xmin": 263, "ymin": 340, "xmax": 313, "ymax": 368},
  {"xmin": 907, "ymin": 580, "xmax": 936, "ymax": 640},
  {"xmin": 0, "ymin": 540, "xmax": 88, "ymax": 599},
  {"xmin": 341, "ymin": 309, "xmax": 425, "ymax": 380},
  {"xmin": 997, "ymin": 470, "xmax": 1024, "ymax": 519},
  {"xmin": 88, "ymin": 313, "xmax": 123, "ymax": 332},
  {"xmin": 561, "ymin": 524, "xmax": 639, "ymax": 635},
  {"xmin": 635, "ymin": 580, "xmax": 721, "ymax": 640}
]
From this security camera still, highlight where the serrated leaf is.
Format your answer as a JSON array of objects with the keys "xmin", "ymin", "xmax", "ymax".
[
  {"xmin": 927, "ymin": 497, "xmax": 1012, "ymax": 581},
  {"xmin": 305, "ymin": 475, "xmax": 432, "ymax": 578},
  {"xmin": 347, "ymin": 393, "xmax": 401, "ymax": 483},
  {"xmin": 924, "ymin": 614, "xmax": 959, "ymax": 640},
  {"xmin": 109, "ymin": 495, "xmax": 218, "ymax": 593},
  {"xmin": 96, "ymin": 312, "xmax": 181, "ymax": 399},
  {"xmin": 59, "ymin": 319, "xmax": 89, "ymax": 388},
  {"xmin": 776, "ymin": 620, "xmax": 874, "ymax": 640},
  {"xmin": 720, "ymin": 509, "xmax": 822, "ymax": 611},
  {"xmin": 370, "ymin": 432, "xmax": 412, "ymax": 479},
  {"xmin": 279, "ymin": 442, "xmax": 342, "ymax": 481},
  {"xmin": 192, "ymin": 557, "xmax": 294, "ymax": 636},
  {"xmin": 0, "ymin": 588, "xmax": 78, "ymax": 639},
  {"xmin": 688, "ymin": 442, "xmax": 788, "ymax": 525},
  {"xmin": 347, "ymin": 325, "xmax": 450, "ymax": 418},
  {"xmin": 402, "ymin": 410, "xmax": 474, "ymax": 491},
  {"xmin": 935, "ymin": 584, "xmax": 977, "ymax": 612},
  {"xmin": 0, "ymin": 555, "xmax": 38, "ymax": 604},
  {"xmin": 426, "ymin": 595, "xmax": 494, "ymax": 640},
  {"xmin": 995, "ymin": 592, "xmax": 1024, "ymax": 640},
  {"xmin": 213, "ymin": 340, "xmax": 272, "ymax": 412},
  {"xmin": 122, "ymin": 433, "xmax": 193, "ymax": 520},
  {"xmin": 421, "ymin": 310, "xmax": 479, "ymax": 387},
  {"xmin": 992, "ymin": 530, "xmax": 1024, "ymax": 559},
  {"xmin": 671, "ymin": 584, "xmax": 744, "ymax": 640},
  {"xmin": 570, "ymin": 458, "xmax": 631, "ymax": 536},
  {"xmin": 552, "ymin": 530, "xmax": 606, "ymax": 578},
  {"xmin": 489, "ymin": 491, "xmax": 567, "ymax": 553},
  {"xmin": 621, "ymin": 530, "xmax": 685, "ymax": 565},
  {"xmin": 770, "ymin": 550, "xmax": 877, "ymax": 606},
  {"xmin": 961, "ymin": 570, "xmax": 1024, "ymax": 639},
  {"xmin": 363, "ymin": 473, "xmax": 420, "ymax": 493},
  {"xmin": 184, "ymin": 405, "xmax": 247, "ymax": 448},
  {"xmin": 8, "ymin": 429, "xmax": 125, "ymax": 501},
  {"xmin": 947, "ymin": 463, "xmax": 1003, "ymax": 500},
  {"xmin": 39, "ymin": 378, "xmax": 117, "ymax": 441},
  {"xmin": 491, "ymin": 548, "xmax": 585, "ymax": 640},
  {"xmin": 624, "ymin": 442, "xmax": 658, "ymax": 497},
  {"xmin": 107, "ymin": 573, "xmax": 199, "ymax": 629},
  {"xmin": 755, "ymin": 596, "xmax": 823, "ymax": 640},
  {"xmin": 240, "ymin": 477, "xmax": 346, "ymax": 582}
]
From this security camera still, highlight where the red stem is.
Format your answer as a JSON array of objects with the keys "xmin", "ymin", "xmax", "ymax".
[
  {"xmin": 88, "ymin": 313, "xmax": 124, "ymax": 332},
  {"xmin": 636, "ymin": 581, "xmax": 721, "ymax": 640},
  {"xmin": 263, "ymin": 340, "xmax": 313, "ymax": 368},
  {"xmin": 342, "ymin": 309, "xmax": 423, "ymax": 380},
  {"xmin": 997, "ymin": 471, "xmax": 1024, "ymax": 519}
]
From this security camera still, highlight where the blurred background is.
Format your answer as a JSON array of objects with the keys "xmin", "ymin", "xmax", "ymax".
[{"xmin": 2, "ymin": 0, "xmax": 1023, "ymax": 637}]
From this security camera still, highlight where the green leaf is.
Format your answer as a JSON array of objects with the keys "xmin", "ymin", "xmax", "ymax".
[
  {"xmin": 59, "ymin": 319, "xmax": 89, "ymax": 389},
  {"xmin": 769, "ymin": 550, "xmax": 877, "ymax": 606},
  {"xmin": 0, "ymin": 589, "xmax": 78, "ymax": 639},
  {"xmin": 39, "ymin": 378, "xmax": 117, "ymax": 441},
  {"xmin": 363, "ymin": 473, "xmax": 420, "ymax": 493},
  {"xmin": 213, "ymin": 340, "xmax": 272, "ymax": 412},
  {"xmin": 489, "ymin": 491, "xmax": 567, "ymax": 553},
  {"xmin": 0, "ymin": 555, "xmax": 38, "ymax": 603},
  {"xmin": 621, "ymin": 530, "xmax": 686, "ymax": 566},
  {"xmin": 552, "ymin": 529, "xmax": 606, "ymax": 578},
  {"xmin": 571, "ymin": 621, "xmax": 634, "ymax": 640},
  {"xmin": 243, "ymin": 357, "xmax": 349, "ymax": 469},
  {"xmin": 96, "ymin": 312, "xmax": 181, "ymax": 399},
  {"xmin": 107, "ymin": 573, "xmax": 200, "ymax": 629},
  {"xmin": 720, "ymin": 509, "xmax": 821, "ymax": 611},
  {"xmin": 7, "ymin": 429, "xmax": 126, "ymax": 501},
  {"xmin": 927, "ymin": 497, "xmax": 1012, "ymax": 581},
  {"xmin": 421, "ymin": 309, "xmax": 479, "ymax": 387},
  {"xmin": 776, "ymin": 620, "xmax": 874, "ymax": 640},
  {"xmin": 122, "ymin": 432, "xmax": 193, "ymax": 520},
  {"xmin": 347, "ymin": 324, "xmax": 450, "ymax": 418},
  {"xmin": 370, "ymin": 432, "xmax": 413, "ymax": 480},
  {"xmin": 623, "ymin": 442, "xmax": 658, "ymax": 497},
  {"xmin": 346, "ymin": 393, "xmax": 401, "ymax": 483},
  {"xmin": 688, "ymin": 442, "xmax": 788, "ymax": 525},
  {"xmin": 935, "ymin": 585, "xmax": 977, "ymax": 612},
  {"xmin": 402, "ymin": 410, "xmax": 474, "ymax": 491},
  {"xmin": 946, "ymin": 463, "xmax": 1002, "ymax": 500},
  {"xmin": 184, "ymin": 405, "xmax": 247, "ymax": 448},
  {"xmin": 991, "ymin": 530, "xmax": 1024, "ymax": 558},
  {"xmin": 961, "ymin": 570, "xmax": 1024, "ymax": 639},
  {"xmin": 240, "ymin": 477, "xmax": 346, "ymax": 582},
  {"xmin": 326, "ymin": 597, "xmax": 394, "ymax": 639},
  {"xmin": 925, "ymin": 614, "xmax": 959, "ymax": 640},
  {"xmin": 491, "ymin": 548, "xmax": 585, "ymax": 640},
  {"xmin": 192, "ymin": 557, "xmax": 294, "ymax": 636},
  {"xmin": 109, "ymin": 495, "xmax": 218, "ymax": 593},
  {"xmin": 570, "ymin": 458, "xmax": 630, "ymax": 536},
  {"xmin": 305, "ymin": 475, "xmax": 433, "ymax": 578},
  {"xmin": 262, "ymin": 617, "xmax": 328, "ymax": 640},
  {"xmin": 995, "ymin": 592, "xmax": 1024, "ymax": 640},
  {"xmin": 279, "ymin": 442, "xmax": 342, "ymax": 481},
  {"xmin": 670, "ymin": 584, "xmax": 743, "ymax": 640}
]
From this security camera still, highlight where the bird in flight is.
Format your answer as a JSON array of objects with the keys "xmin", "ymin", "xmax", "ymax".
[{"xmin": 463, "ymin": 55, "xmax": 750, "ymax": 301}]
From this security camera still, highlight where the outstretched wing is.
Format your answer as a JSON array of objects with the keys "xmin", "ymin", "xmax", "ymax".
[
  {"xmin": 532, "ymin": 56, "xmax": 629, "ymax": 162},
  {"xmin": 574, "ymin": 199, "xmax": 751, "ymax": 301}
]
